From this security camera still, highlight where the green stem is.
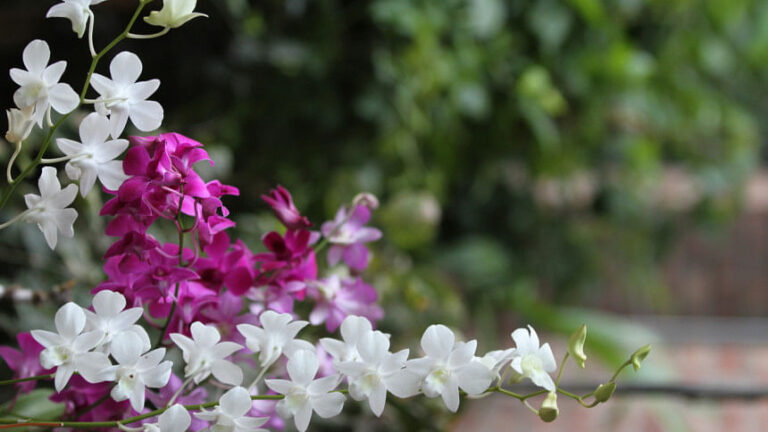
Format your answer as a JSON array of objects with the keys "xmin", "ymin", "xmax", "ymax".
[
  {"xmin": 495, "ymin": 387, "xmax": 525, "ymax": 399},
  {"xmin": 0, "ymin": 374, "xmax": 54, "ymax": 387},
  {"xmin": 609, "ymin": 359, "xmax": 632, "ymax": 383},
  {"xmin": 0, "ymin": 395, "xmax": 284, "ymax": 429},
  {"xmin": 554, "ymin": 352, "xmax": 569, "ymax": 387},
  {"xmin": 0, "ymin": 0, "xmax": 153, "ymax": 215},
  {"xmin": 492, "ymin": 387, "xmax": 547, "ymax": 401},
  {"xmin": 556, "ymin": 388, "xmax": 597, "ymax": 408}
]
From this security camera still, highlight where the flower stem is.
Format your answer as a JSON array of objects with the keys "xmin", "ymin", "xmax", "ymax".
[
  {"xmin": 40, "ymin": 155, "xmax": 76, "ymax": 164},
  {"xmin": 247, "ymin": 362, "xmax": 272, "ymax": 392},
  {"xmin": 0, "ymin": 374, "xmax": 54, "ymax": 387},
  {"xmin": 0, "ymin": 209, "xmax": 30, "ymax": 231},
  {"xmin": 87, "ymin": 10, "xmax": 97, "ymax": 58},
  {"xmin": 167, "ymin": 376, "xmax": 195, "ymax": 407},
  {"xmin": 6, "ymin": 143, "xmax": 22, "ymax": 184},
  {"xmin": 609, "ymin": 359, "xmax": 632, "ymax": 383},
  {"xmin": 554, "ymin": 352, "xmax": 569, "ymax": 387},
  {"xmin": 0, "ymin": 395, "xmax": 285, "ymax": 429},
  {"xmin": 127, "ymin": 28, "xmax": 170, "ymax": 39}
]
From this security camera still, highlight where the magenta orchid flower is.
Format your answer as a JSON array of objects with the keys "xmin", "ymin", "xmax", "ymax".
[
  {"xmin": 0, "ymin": 332, "xmax": 53, "ymax": 393},
  {"xmin": 321, "ymin": 205, "xmax": 382, "ymax": 271},
  {"xmin": 261, "ymin": 185, "xmax": 311, "ymax": 230}
]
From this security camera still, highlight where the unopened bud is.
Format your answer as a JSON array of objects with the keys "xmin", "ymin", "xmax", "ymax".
[
  {"xmin": 5, "ymin": 106, "xmax": 35, "ymax": 144},
  {"xmin": 593, "ymin": 382, "xmax": 616, "ymax": 403},
  {"xmin": 352, "ymin": 192, "xmax": 379, "ymax": 210},
  {"xmin": 568, "ymin": 323, "xmax": 587, "ymax": 369},
  {"xmin": 539, "ymin": 392, "xmax": 558, "ymax": 422},
  {"xmin": 630, "ymin": 344, "xmax": 651, "ymax": 372}
]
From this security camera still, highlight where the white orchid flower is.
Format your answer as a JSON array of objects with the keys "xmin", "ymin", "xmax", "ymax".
[
  {"xmin": 237, "ymin": 310, "xmax": 313, "ymax": 369},
  {"xmin": 83, "ymin": 290, "xmax": 145, "ymax": 354},
  {"xmin": 30, "ymin": 302, "xmax": 103, "ymax": 392},
  {"xmin": 46, "ymin": 0, "xmax": 107, "ymax": 38},
  {"xmin": 170, "ymin": 321, "xmax": 243, "ymax": 386},
  {"xmin": 22, "ymin": 166, "xmax": 78, "ymax": 249},
  {"xmin": 141, "ymin": 404, "xmax": 191, "ymax": 432},
  {"xmin": 319, "ymin": 314, "xmax": 372, "ymax": 364},
  {"xmin": 509, "ymin": 325, "xmax": 557, "ymax": 391},
  {"xmin": 266, "ymin": 350, "xmax": 345, "ymax": 432},
  {"xmin": 10, "ymin": 40, "xmax": 79, "ymax": 126},
  {"xmin": 89, "ymin": 331, "xmax": 172, "ymax": 411},
  {"xmin": 56, "ymin": 112, "xmax": 128, "ymax": 196},
  {"xmin": 90, "ymin": 51, "xmax": 163, "ymax": 138},
  {"xmin": 404, "ymin": 324, "xmax": 494, "ymax": 412},
  {"xmin": 336, "ymin": 330, "xmax": 419, "ymax": 416},
  {"xmin": 193, "ymin": 386, "xmax": 269, "ymax": 432},
  {"xmin": 144, "ymin": 0, "xmax": 208, "ymax": 29}
]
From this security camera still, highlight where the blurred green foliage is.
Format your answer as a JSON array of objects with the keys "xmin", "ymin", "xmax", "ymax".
[
  {"xmin": 1, "ymin": 0, "xmax": 768, "ymax": 425},
  {"xmin": 189, "ymin": 0, "xmax": 767, "ymax": 330}
]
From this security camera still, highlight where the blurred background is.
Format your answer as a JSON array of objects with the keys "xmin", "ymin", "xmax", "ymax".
[{"xmin": 3, "ymin": 0, "xmax": 768, "ymax": 430}]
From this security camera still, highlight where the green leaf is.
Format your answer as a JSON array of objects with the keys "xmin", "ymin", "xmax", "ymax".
[{"xmin": 2, "ymin": 389, "xmax": 65, "ymax": 421}]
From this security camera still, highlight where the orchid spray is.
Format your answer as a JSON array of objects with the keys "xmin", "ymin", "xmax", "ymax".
[{"xmin": 0, "ymin": 1, "xmax": 650, "ymax": 431}]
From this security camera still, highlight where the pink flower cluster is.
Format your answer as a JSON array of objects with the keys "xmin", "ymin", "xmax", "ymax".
[
  {"xmin": 97, "ymin": 133, "xmax": 245, "ymax": 337},
  {"xmin": 0, "ymin": 132, "xmax": 384, "ymax": 427}
]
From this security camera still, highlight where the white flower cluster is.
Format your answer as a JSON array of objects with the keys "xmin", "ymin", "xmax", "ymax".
[
  {"xmin": 3, "ymin": 0, "xmax": 205, "ymax": 249},
  {"xmin": 30, "ymin": 302, "xmax": 560, "ymax": 432},
  {"xmin": 30, "ymin": 290, "xmax": 165, "ymax": 404}
]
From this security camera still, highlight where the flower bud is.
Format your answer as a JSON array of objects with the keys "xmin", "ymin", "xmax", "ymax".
[
  {"xmin": 630, "ymin": 344, "xmax": 651, "ymax": 371},
  {"xmin": 593, "ymin": 382, "xmax": 616, "ymax": 403},
  {"xmin": 539, "ymin": 392, "xmax": 558, "ymax": 422},
  {"xmin": 144, "ymin": 0, "xmax": 208, "ymax": 29},
  {"xmin": 568, "ymin": 323, "xmax": 587, "ymax": 369},
  {"xmin": 5, "ymin": 106, "xmax": 35, "ymax": 144},
  {"xmin": 352, "ymin": 192, "xmax": 380, "ymax": 210}
]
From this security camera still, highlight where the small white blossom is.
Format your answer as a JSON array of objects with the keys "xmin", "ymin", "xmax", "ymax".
[
  {"xmin": 336, "ymin": 330, "xmax": 419, "ymax": 416},
  {"xmin": 237, "ymin": 311, "xmax": 313, "ymax": 369},
  {"xmin": 318, "ymin": 315, "xmax": 372, "ymax": 364},
  {"xmin": 90, "ymin": 51, "xmax": 163, "ymax": 138},
  {"xmin": 404, "ymin": 325, "xmax": 494, "ymax": 412},
  {"xmin": 23, "ymin": 166, "xmax": 78, "ymax": 249},
  {"xmin": 509, "ymin": 325, "xmax": 557, "ymax": 391},
  {"xmin": 194, "ymin": 386, "xmax": 269, "ymax": 432},
  {"xmin": 5, "ymin": 105, "xmax": 35, "ymax": 144},
  {"xmin": 144, "ymin": 0, "xmax": 208, "ymax": 29},
  {"xmin": 170, "ymin": 321, "xmax": 243, "ymax": 386},
  {"xmin": 83, "ymin": 290, "xmax": 145, "ymax": 354},
  {"xmin": 56, "ymin": 112, "xmax": 128, "ymax": 196},
  {"xmin": 142, "ymin": 404, "xmax": 191, "ymax": 432},
  {"xmin": 90, "ymin": 331, "xmax": 172, "ymax": 411},
  {"xmin": 30, "ymin": 302, "xmax": 103, "ymax": 391},
  {"xmin": 46, "ymin": 0, "xmax": 107, "ymax": 38},
  {"xmin": 10, "ymin": 40, "xmax": 79, "ymax": 126},
  {"xmin": 266, "ymin": 350, "xmax": 345, "ymax": 432}
]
